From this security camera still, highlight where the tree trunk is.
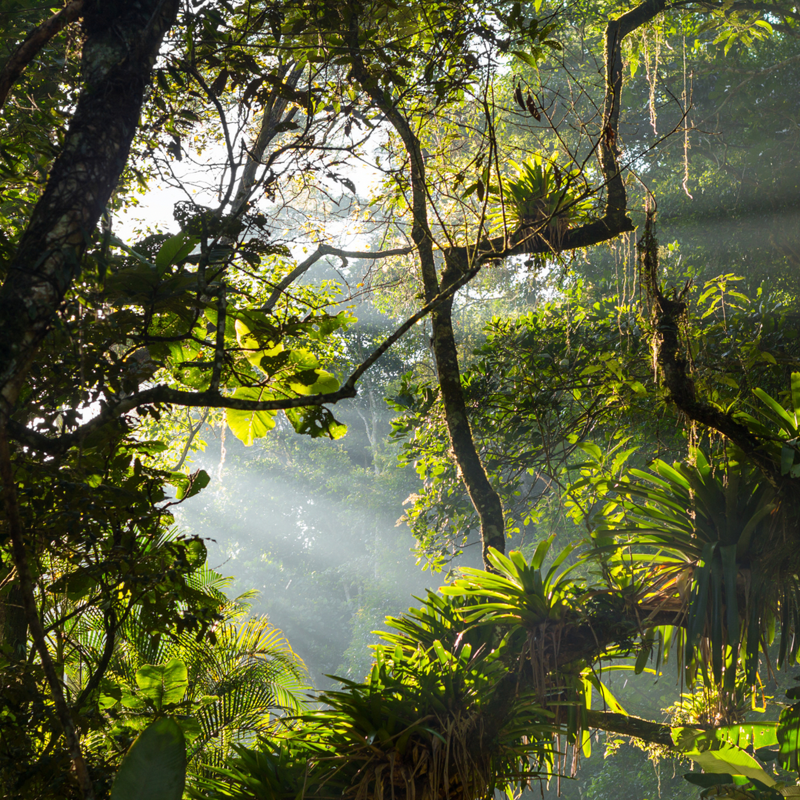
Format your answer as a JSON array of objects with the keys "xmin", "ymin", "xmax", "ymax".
[
  {"xmin": 0, "ymin": 0, "xmax": 180, "ymax": 410},
  {"xmin": 0, "ymin": 5, "xmax": 180, "ymax": 796}
]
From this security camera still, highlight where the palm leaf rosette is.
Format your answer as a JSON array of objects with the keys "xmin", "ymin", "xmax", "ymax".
[
  {"xmin": 439, "ymin": 539, "xmax": 589, "ymax": 743},
  {"xmin": 490, "ymin": 155, "xmax": 591, "ymax": 248},
  {"xmin": 594, "ymin": 449, "xmax": 794, "ymax": 691},
  {"xmin": 197, "ymin": 590, "xmax": 557, "ymax": 800}
]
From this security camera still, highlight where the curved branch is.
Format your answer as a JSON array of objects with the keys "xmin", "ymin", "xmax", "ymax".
[
  {"xmin": 345, "ymin": 6, "xmax": 507, "ymax": 565},
  {"xmin": 188, "ymin": 64, "xmax": 239, "ymax": 211},
  {"xmin": 262, "ymin": 243, "xmax": 413, "ymax": 312},
  {"xmin": 73, "ymin": 607, "xmax": 117, "ymax": 713},
  {"xmin": 8, "ymin": 268, "xmax": 479, "ymax": 456},
  {"xmin": 0, "ymin": 0, "xmax": 85, "ymax": 111},
  {"xmin": 172, "ymin": 408, "xmax": 210, "ymax": 471},
  {"xmin": 445, "ymin": 0, "xmax": 668, "ymax": 272},
  {"xmin": 639, "ymin": 211, "xmax": 781, "ymax": 486}
]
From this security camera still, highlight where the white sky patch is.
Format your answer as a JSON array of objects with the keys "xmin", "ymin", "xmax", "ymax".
[{"xmin": 116, "ymin": 116, "xmax": 389, "ymax": 266}]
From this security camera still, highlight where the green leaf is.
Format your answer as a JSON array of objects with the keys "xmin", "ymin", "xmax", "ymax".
[
  {"xmin": 49, "ymin": 571, "xmax": 95, "ymax": 602},
  {"xmin": 155, "ymin": 233, "xmax": 199, "ymax": 275},
  {"xmin": 720, "ymin": 544, "xmax": 740, "ymax": 688},
  {"xmin": 578, "ymin": 442, "xmax": 603, "ymax": 463},
  {"xmin": 284, "ymin": 406, "xmax": 347, "ymax": 439},
  {"xmin": 585, "ymin": 672, "xmax": 627, "ymax": 715},
  {"xmin": 629, "ymin": 380, "xmax": 647, "ymax": 396},
  {"xmin": 782, "ymin": 445, "xmax": 796, "ymax": 476},
  {"xmin": 110, "ymin": 718, "xmax": 186, "ymax": 800},
  {"xmin": 136, "ymin": 659, "xmax": 188, "ymax": 710},
  {"xmin": 683, "ymin": 772, "xmax": 736, "ymax": 788},
  {"xmin": 674, "ymin": 728, "xmax": 776, "ymax": 785},
  {"xmin": 715, "ymin": 723, "xmax": 778, "ymax": 750},
  {"xmin": 176, "ymin": 716, "xmax": 202, "ymax": 743},
  {"xmin": 687, "ymin": 543, "xmax": 714, "ymax": 645},
  {"xmin": 634, "ymin": 630, "xmax": 653, "ymax": 674},
  {"xmin": 173, "ymin": 469, "xmax": 210, "ymax": 500},
  {"xmin": 791, "ymin": 373, "xmax": 800, "ymax": 420},
  {"xmin": 226, "ymin": 387, "xmax": 277, "ymax": 446},
  {"xmin": 778, "ymin": 703, "xmax": 800, "ymax": 773},
  {"xmin": 120, "ymin": 690, "xmax": 146, "ymax": 710},
  {"xmin": 511, "ymin": 50, "xmax": 539, "ymax": 68},
  {"xmin": 288, "ymin": 367, "xmax": 339, "ymax": 396},
  {"xmin": 754, "ymin": 388, "xmax": 798, "ymax": 434}
]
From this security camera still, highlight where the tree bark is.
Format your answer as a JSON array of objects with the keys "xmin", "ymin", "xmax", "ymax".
[
  {"xmin": 638, "ymin": 210, "xmax": 783, "ymax": 487},
  {"xmin": 0, "ymin": 577, "xmax": 27, "ymax": 660},
  {"xmin": 0, "ymin": 0, "xmax": 181, "ymax": 412},
  {"xmin": 346, "ymin": 0, "xmax": 669, "ymax": 567},
  {"xmin": 586, "ymin": 710, "xmax": 674, "ymax": 747},
  {"xmin": 0, "ymin": 5, "xmax": 180, "ymax": 796},
  {"xmin": 345, "ymin": 8, "xmax": 507, "ymax": 564}
]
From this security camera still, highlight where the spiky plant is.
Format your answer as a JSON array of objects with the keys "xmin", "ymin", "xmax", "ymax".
[
  {"xmin": 594, "ymin": 448, "xmax": 794, "ymax": 693},
  {"xmin": 197, "ymin": 587, "xmax": 558, "ymax": 800},
  {"xmin": 493, "ymin": 155, "xmax": 590, "ymax": 246}
]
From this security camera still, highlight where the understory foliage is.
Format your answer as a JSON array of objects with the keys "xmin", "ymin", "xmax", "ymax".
[{"xmin": 199, "ymin": 483, "xmax": 800, "ymax": 800}]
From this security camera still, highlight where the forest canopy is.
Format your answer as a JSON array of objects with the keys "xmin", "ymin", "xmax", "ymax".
[{"xmin": 1, "ymin": 0, "xmax": 800, "ymax": 798}]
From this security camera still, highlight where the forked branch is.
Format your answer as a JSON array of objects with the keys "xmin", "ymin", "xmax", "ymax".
[{"xmin": 638, "ymin": 210, "xmax": 781, "ymax": 486}]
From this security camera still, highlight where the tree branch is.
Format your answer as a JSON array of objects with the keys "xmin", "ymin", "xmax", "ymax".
[
  {"xmin": 0, "ymin": 0, "xmax": 85, "ymax": 111},
  {"xmin": 172, "ymin": 408, "xmax": 210, "ymax": 471},
  {"xmin": 262, "ymin": 244, "xmax": 413, "ymax": 312},
  {"xmin": 444, "ymin": 1, "xmax": 669, "ymax": 272},
  {"xmin": 346, "ymin": 0, "xmax": 668, "ymax": 566},
  {"xmin": 230, "ymin": 62, "xmax": 305, "ymax": 217},
  {"xmin": 638, "ymin": 210, "xmax": 782, "ymax": 486},
  {"xmin": 586, "ymin": 710, "xmax": 675, "ymax": 747},
  {"xmin": 346, "ymin": 5, "xmax": 508, "ymax": 565},
  {"xmin": 8, "ymin": 269, "xmax": 478, "ymax": 456},
  {"xmin": 73, "ymin": 607, "xmax": 117, "ymax": 714}
]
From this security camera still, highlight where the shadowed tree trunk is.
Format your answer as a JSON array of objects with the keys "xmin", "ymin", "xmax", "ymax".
[
  {"xmin": 0, "ymin": 3, "xmax": 180, "ymax": 795},
  {"xmin": 0, "ymin": 0, "xmax": 180, "ymax": 410}
]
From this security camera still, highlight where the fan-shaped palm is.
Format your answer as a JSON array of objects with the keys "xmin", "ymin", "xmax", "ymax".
[
  {"xmin": 61, "ymin": 565, "xmax": 308, "ymax": 780},
  {"xmin": 595, "ymin": 449, "xmax": 792, "ymax": 689}
]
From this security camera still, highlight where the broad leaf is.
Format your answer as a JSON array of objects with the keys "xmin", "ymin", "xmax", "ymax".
[
  {"xmin": 226, "ymin": 387, "xmax": 277, "ymax": 446},
  {"xmin": 136, "ymin": 658, "xmax": 189, "ymax": 710},
  {"xmin": 674, "ymin": 728, "xmax": 776, "ymax": 785},
  {"xmin": 110, "ymin": 717, "xmax": 186, "ymax": 800},
  {"xmin": 155, "ymin": 233, "xmax": 199, "ymax": 275}
]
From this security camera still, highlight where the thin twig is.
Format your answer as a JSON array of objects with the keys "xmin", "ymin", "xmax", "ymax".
[
  {"xmin": 173, "ymin": 408, "xmax": 210, "ymax": 471},
  {"xmin": 262, "ymin": 244, "xmax": 413, "ymax": 312}
]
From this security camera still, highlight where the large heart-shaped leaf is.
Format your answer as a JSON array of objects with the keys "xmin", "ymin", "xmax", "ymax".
[
  {"xmin": 136, "ymin": 658, "xmax": 188, "ymax": 710},
  {"xmin": 226, "ymin": 387, "xmax": 277, "ymax": 446}
]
